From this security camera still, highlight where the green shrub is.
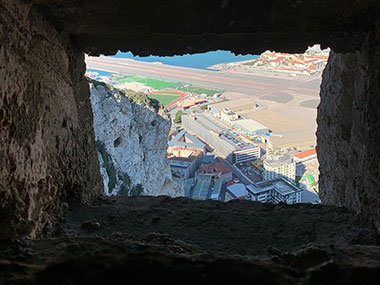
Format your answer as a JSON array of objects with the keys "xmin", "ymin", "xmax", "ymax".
[
  {"xmin": 174, "ymin": 110, "xmax": 184, "ymax": 124},
  {"xmin": 130, "ymin": 184, "xmax": 144, "ymax": 196},
  {"xmin": 96, "ymin": 140, "xmax": 116, "ymax": 193},
  {"xmin": 200, "ymin": 104, "xmax": 208, "ymax": 110}
]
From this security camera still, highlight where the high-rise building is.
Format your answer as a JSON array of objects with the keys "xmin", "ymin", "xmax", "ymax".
[{"xmin": 263, "ymin": 154, "xmax": 296, "ymax": 183}]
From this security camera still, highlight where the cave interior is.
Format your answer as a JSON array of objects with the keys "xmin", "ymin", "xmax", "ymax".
[{"xmin": 1, "ymin": 0, "xmax": 380, "ymax": 283}]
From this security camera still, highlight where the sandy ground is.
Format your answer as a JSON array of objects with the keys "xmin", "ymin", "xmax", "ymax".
[{"xmin": 213, "ymin": 97, "xmax": 318, "ymax": 148}]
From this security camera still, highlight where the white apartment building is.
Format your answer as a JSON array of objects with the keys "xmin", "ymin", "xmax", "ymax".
[
  {"xmin": 232, "ymin": 147, "xmax": 261, "ymax": 164},
  {"xmin": 263, "ymin": 154, "xmax": 296, "ymax": 183},
  {"xmin": 220, "ymin": 108, "xmax": 239, "ymax": 125},
  {"xmin": 246, "ymin": 178, "xmax": 302, "ymax": 204}
]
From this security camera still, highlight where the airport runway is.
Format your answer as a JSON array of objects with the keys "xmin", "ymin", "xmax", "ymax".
[{"xmin": 86, "ymin": 56, "xmax": 321, "ymax": 98}]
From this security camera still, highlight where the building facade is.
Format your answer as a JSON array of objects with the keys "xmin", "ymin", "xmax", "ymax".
[
  {"xmin": 263, "ymin": 154, "xmax": 296, "ymax": 183},
  {"xmin": 220, "ymin": 108, "xmax": 239, "ymax": 125},
  {"xmin": 197, "ymin": 162, "xmax": 233, "ymax": 182},
  {"xmin": 182, "ymin": 114, "xmax": 260, "ymax": 163},
  {"xmin": 246, "ymin": 178, "xmax": 302, "ymax": 204}
]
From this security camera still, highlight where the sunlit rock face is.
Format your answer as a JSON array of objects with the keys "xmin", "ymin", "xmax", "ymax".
[{"xmin": 90, "ymin": 80, "xmax": 181, "ymax": 197}]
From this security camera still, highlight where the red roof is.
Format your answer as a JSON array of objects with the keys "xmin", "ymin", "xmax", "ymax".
[
  {"xmin": 271, "ymin": 57, "xmax": 286, "ymax": 63},
  {"xmin": 199, "ymin": 162, "xmax": 231, "ymax": 174},
  {"xmin": 293, "ymin": 148, "xmax": 316, "ymax": 159}
]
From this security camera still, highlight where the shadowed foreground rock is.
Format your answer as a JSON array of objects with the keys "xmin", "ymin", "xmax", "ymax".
[{"xmin": 1, "ymin": 196, "xmax": 379, "ymax": 284}]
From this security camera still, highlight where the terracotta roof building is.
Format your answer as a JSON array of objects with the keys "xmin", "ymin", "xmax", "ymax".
[
  {"xmin": 293, "ymin": 148, "xmax": 317, "ymax": 162},
  {"xmin": 197, "ymin": 162, "xmax": 233, "ymax": 182}
]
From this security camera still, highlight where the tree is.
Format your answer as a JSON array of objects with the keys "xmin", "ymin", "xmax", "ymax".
[
  {"xmin": 200, "ymin": 104, "xmax": 208, "ymax": 110},
  {"xmin": 174, "ymin": 110, "xmax": 184, "ymax": 124},
  {"xmin": 130, "ymin": 184, "xmax": 144, "ymax": 196}
]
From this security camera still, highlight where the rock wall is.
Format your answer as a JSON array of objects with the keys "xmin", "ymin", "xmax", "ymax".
[
  {"xmin": 90, "ymin": 81, "xmax": 181, "ymax": 197},
  {"xmin": 0, "ymin": 0, "xmax": 103, "ymax": 239},
  {"xmin": 32, "ymin": 0, "xmax": 377, "ymax": 56},
  {"xmin": 317, "ymin": 16, "xmax": 380, "ymax": 234}
]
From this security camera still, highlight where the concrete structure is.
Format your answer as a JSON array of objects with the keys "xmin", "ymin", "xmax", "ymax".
[
  {"xmin": 201, "ymin": 153, "xmax": 215, "ymax": 166},
  {"xmin": 208, "ymin": 105, "xmax": 221, "ymax": 117},
  {"xmin": 197, "ymin": 162, "xmax": 233, "ymax": 182},
  {"xmin": 247, "ymin": 178, "xmax": 302, "ymax": 204},
  {"xmin": 232, "ymin": 119, "xmax": 270, "ymax": 137},
  {"xmin": 220, "ymin": 108, "xmax": 239, "ymax": 125},
  {"xmin": 225, "ymin": 183, "xmax": 248, "ymax": 201},
  {"xmin": 168, "ymin": 130, "xmax": 206, "ymax": 152},
  {"xmin": 169, "ymin": 158, "xmax": 194, "ymax": 180},
  {"xmin": 263, "ymin": 154, "xmax": 296, "ymax": 183},
  {"xmin": 168, "ymin": 130, "xmax": 206, "ymax": 180},
  {"xmin": 169, "ymin": 149, "xmax": 203, "ymax": 180},
  {"xmin": 182, "ymin": 114, "xmax": 260, "ymax": 163}
]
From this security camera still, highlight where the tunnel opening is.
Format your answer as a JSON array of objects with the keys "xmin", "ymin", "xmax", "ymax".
[{"xmin": 86, "ymin": 47, "xmax": 324, "ymax": 205}]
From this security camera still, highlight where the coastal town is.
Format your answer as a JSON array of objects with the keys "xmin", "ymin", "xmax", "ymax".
[
  {"xmin": 210, "ymin": 45, "xmax": 330, "ymax": 77},
  {"xmin": 86, "ymin": 45, "xmax": 326, "ymax": 204}
]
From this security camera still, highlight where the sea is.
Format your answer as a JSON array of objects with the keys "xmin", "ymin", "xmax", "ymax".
[
  {"xmin": 87, "ymin": 50, "xmax": 259, "ymax": 75},
  {"xmin": 111, "ymin": 50, "xmax": 259, "ymax": 70},
  {"xmin": 87, "ymin": 69, "xmax": 115, "ymax": 77}
]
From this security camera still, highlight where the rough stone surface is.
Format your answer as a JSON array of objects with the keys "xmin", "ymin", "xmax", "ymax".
[
  {"xmin": 0, "ymin": 0, "xmax": 103, "ymax": 239},
  {"xmin": 30, "ymin": 0, "xmax": 377, "ymax": 56},
  {"xmin": 0, "ymin": 196, "xmax": 379, "ymax": 284},
  {"xmin": 1, "ymin": 0, "xmax": 380, "ymax": 259},
  {"xmin": 317, "ymin": 13, "xmax": 380, "ymax": 235},
  {"xmin": 90, "ymin": 81, "xmax": 181, "ymax": 197},
  {"xmin": 63, "ymin": 196, "xmax": 377, "ymax": 254}
]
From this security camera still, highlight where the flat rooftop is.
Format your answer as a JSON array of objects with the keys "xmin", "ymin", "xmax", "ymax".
[
  {"xmin": 199, "ymin": 162, "xmax": 231, "ymax": 174},
  {"xmin": 264, "ymin": 154, "xmax": 294, "ymax": 168},
  {"xmin": 254, "ymin": 178, "xmax": 302, "ymax": 195},
  {"xmin": 234, "ymin": 119, "xmax": 269, "ymax": 133},
  {"xmin": 188, "ymin": 114, "xmax": 258, "ymax": 151},
  {"xmin": 169, "ymin": 129, "xmax": 206, "ymax": 150}
]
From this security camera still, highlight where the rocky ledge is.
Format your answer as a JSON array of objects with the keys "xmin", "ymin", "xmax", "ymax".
[{"xmin": 1, "ymin": 196, "xmax": 379, "ymax": 283}]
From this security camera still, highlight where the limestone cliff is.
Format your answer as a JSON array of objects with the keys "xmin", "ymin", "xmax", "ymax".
[{"xmin": 89, "ymin": 80, "xmax": 181, "ymax": 197}]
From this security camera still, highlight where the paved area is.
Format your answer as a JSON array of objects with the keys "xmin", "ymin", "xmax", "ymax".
[
  {"xmin": 261, "ymin": 92, "xmax": 293, "ymax": 103},
  {"xmin": 86, "ymin": 56, "xmax": 321, "ymax": 100},
  {"xmin": 300, "ymin": 99, "xmax": 320, "ymax": 109}
]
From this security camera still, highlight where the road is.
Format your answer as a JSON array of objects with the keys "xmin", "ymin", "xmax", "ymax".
[
  {"xmin": 86, "ymin": 56, "xmax": 320, "ymax": 98},
  {"xmin": 301, "ymin": 189, "xmax": 321, "ymax": 204}
]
